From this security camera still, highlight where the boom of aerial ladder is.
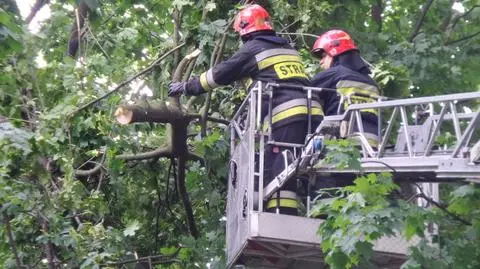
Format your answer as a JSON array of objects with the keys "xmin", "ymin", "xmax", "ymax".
[{"xmin": 227, "ymin": 82, "xmax": 480, "ymax": 269}]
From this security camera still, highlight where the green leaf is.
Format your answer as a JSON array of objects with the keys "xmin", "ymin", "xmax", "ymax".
[
  {"xmin": 328, "ymin": 250, "xmax": 349, "ymax": 269},
  {"xmin": 355, "ymin": 241, "xmax": 373, "ymax": 259},
  {"xmin": 451, "ymin": 185, "xmax": 475, "ymax": 198},
  {"xmin": 123, "ymin": 220, "xmax": 140, "ymax": 237},
  {"xmin": 82, "ymin": 0, "xmax": 99, "ymax": 10}
]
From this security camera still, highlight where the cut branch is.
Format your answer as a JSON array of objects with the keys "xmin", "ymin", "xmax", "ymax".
[
  {"xmin": 115, "ymin": 102, "xmax": 185, "ymax": 125},
  {"xmin": 408, "ymin": 0, "xmax": 435, "ymax": 42},
  {"xmin": 71, "ymin": 42, "xmax": 186, "ymax": 116}
]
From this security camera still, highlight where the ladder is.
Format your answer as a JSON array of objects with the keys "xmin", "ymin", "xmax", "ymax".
[{"xmin": 227, "ymin": 82, "xmax": 480, "ymax": 269}]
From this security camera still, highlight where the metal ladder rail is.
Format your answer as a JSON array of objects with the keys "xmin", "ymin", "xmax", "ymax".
[
  {"xmin": 342, "ymin": 91, "xmax": 480, "ymax": 157},
  {"xmin": 314, "ymin": 92, "xmax": 480, "ymax": 182},
  {"xmin": 264, "ymin": 91, "xmax": 480, "ymax": 199}
]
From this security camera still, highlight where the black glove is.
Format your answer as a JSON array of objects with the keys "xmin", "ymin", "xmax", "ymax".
[{"xmin": 168, "ymin": 81, "xmax": 186, "ymax": 96}]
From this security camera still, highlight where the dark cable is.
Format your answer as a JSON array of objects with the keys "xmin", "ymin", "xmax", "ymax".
[{"xmin": 360, "ymin": 160, "xmax": 398, "ymax": 174}]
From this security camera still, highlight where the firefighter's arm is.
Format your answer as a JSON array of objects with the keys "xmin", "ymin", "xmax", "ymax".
[
  {"xmin": 311, "ymin": 70, "xmax": 340, "ymax": 116},
  {"xmin": 184, "ymin": 47, "xmax": 254, "ymax": 96}
]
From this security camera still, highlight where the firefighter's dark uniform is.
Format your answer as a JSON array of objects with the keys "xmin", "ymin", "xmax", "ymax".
[
  {"xmin": 311, "ymin": 51, "xmax": 379, "ymax": 188},
  {"xmin": 185, "ymin": 32, "xmax": 323, "ymax": 214}
]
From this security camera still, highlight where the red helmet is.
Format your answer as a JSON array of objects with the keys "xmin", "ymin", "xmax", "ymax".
[
  {"xmin": 311, "ymin": 30, "xmax": 357, "ymax": 57},
  {"xmin": 233, "ymin": 4, "xmax": 273, "ymax": 36}
]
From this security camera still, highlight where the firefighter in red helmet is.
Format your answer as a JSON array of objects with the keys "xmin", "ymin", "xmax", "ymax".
[
  {"xmin": 169, "ymin": 4, "xmax": 323, "ymax": 215},
  {"xmin": 311, "ymin": 29, "xmax": 380, "ymax": 188}
]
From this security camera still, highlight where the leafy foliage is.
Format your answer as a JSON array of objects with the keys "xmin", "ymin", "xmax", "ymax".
[
  {"xmin": 0, "ymin": 0, "xmax": 479, "ymax": 268},
  {"xmin": 312, "ymin": 172, "xmax": 480, "ymax": 269}
]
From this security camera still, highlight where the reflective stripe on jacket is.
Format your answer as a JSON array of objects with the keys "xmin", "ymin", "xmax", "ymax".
[
  {"xmin": 311, "ymin": 64, "xmax": 379, "ymax": 140},
  {"xmin": 336, "ymin": 80, "xmax": 379, "ymax": 115}
]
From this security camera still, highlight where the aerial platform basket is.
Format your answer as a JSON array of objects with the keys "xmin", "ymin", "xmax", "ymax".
[{"xmin": 227, "ymin": 82, "xmax": 480, "ymax": 268}]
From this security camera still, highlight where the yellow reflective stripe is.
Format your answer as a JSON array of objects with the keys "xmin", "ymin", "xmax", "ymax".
[
  {"xmin": 257, "ymin": 55, "xmax": 302, "ymax": 70},
  {"xmin": 274, "ymin": 62, "xmax": 308, "ymax": 79},
  {"xmin": 336, "ymin": 80, "xmax": 379, "ymax": 94},
  {"xmin": 266, "ymin": 198, "xmax": 298, "ymax": 209},
  {"xmin": 272, "ymin": 99, "xmax": 321, "ymax": 115},
  {"xmin": 271, "ymin": 106, "xmax": 323, "ymax": 124},
  {"xmin": 339, "ymin": 87, "xmax": 378, "ymax": 115},
  {"xmin": 255, "ymin": 48, "xmax": 299, "ymax": 62},
  {"xmin": 337, "ymin": 87, "xmax": 377, "ymax": 97},
  {"xmin": 242, "ymin": 77, "xmax": 253, "ymax": 89},
  {"xmin": 199, "ymin": 72, "xmax": 211, "ymax": 91}
]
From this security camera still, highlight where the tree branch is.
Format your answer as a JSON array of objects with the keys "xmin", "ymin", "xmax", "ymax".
[
  {"xmin": 40, "ymin": 218, "xmax": 56, "ymax": 269},
  {"xmin": 3, "ymin": 213, "xmax": 23, "ymax": 268},
  {"xmin": 176, "ymin": 157, "xmax": 199, "ymax": 238},
  {"xmin": 182, "ymin": 55, "xmax": 197, "ymax": 82},
  {"xmin": 187, "ymin": 114, "xmax": 229, "ymax": 125},
  {"xmin": 439, "ymin": 0, "xmax": 456, "ymax": 32},
  {"xmin": 172, "ymin": 8, "xmax": 181, "ymax": 67},
  {"xmin": 451, "ymin": 5, "xmax": 479, "ymax": 30},
  {"xmin": 71, "ymin": 42, "xmax": 186, "ymax": 116},
  {"xmin": 114, "ymin": 101, "xmax": 185, "ymax": 125},
  {"xmin": 117, "ymin": 146, "xmax": 172, "ymax": 161},
  {"xmin": 445, "ymin": 31, "xmax": 480, "ymax": 45},
  {"xmin": 414, "ymin": 183, "xmax": 472, "ymax": 226},
  {"xmin": 25, "ymin": 0, "xmax": 49, "ymax": 24},
  {"xmin": 371, "ymin": 0, "xmax": 383, "ymax": 32},
  {"xmin": 408, "ymin": 0, "xmax": 435, "ymax": 42},
  {"xmin": 200, "ymin": 21, "xmax": 231, "ymax": 137},
  {"xmin": 68, "ymin": 2, "xmax": 89, "ymax": 57},
  {"xmin": 85, "ymin": 22, "xmax": 109, "ymax": 59},
  {"xmin": 75, "ymin": 149, "xmax": 107, "ymax": 177}
]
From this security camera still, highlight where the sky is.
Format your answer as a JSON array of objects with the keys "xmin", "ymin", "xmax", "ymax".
[{"xmin": 16, "ymin": 0, "xmax": 51, "ymax": 33}]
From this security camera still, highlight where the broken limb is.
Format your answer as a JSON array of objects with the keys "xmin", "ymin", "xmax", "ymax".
[{"xmin": 114, "ymin": 102, "xmax": 185, "ymax": 125}]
